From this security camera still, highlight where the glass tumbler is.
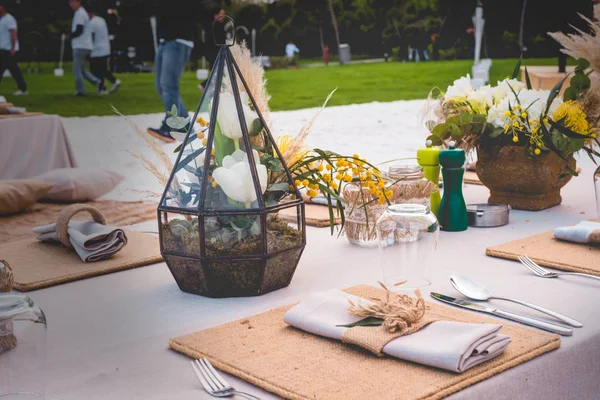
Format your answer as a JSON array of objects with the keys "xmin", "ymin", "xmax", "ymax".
[
  {"xmin": 0, "ymin": 294, "xmax": 47, "ymax": 399},
  {"xmin": 376, "ymin": 204, "xmax": 439, "ymax": 289}
]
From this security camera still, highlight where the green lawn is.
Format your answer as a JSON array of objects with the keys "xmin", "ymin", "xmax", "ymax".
[{"xmin": 0, "ymin": 57, "xmax": 565, "ymax": 117}]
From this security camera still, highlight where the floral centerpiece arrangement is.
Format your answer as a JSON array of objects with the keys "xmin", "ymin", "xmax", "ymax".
[
  {"xmin": 424, "ymin": 56, "xmax": 599, "ymax": 210},
  {"xmin": 135, "ymin": 41, "xmax": 412, "ymax": 297}
]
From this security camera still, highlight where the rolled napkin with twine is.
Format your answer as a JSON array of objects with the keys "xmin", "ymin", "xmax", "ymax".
[
  {"xmin": 284, "ymin": 289, "xmax": 511, "ymax": 373},
  {"xmin": 32, "ymin": 204, "xmax": 127, "ymax": 262},
  {"xmin": 554, "ymin": 221, "xmax": 600, "ymax": 244}
]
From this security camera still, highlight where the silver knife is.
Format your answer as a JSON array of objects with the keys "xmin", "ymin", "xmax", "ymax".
[{"xmin": 430, "ymin": 292, "xmax": 573, "ymax": 336}]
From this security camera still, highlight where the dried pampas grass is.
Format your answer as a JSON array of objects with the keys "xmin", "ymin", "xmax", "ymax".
[
  {"xmin": 231, "ymin": 41, "xmax": 272, "ymax": 129},
  {"xmin": 282, "ymin": 88, "xmax": 337, "ymax": 167},
  {"xmin": 548, "ymin": 4, "xmax": 600, "ymax": 73},
  {"xmin": 111, "ymin": 105, "xmax": 177, "ymax": 199}
]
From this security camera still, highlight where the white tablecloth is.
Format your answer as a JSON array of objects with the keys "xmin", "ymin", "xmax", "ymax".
[
  {"xmin": 0, "ymin": 115, "xmax": 78, "ymax": 180},
  {"xmin": 25, "ymin": 155, "xmax": 600, "ymax": 400}
]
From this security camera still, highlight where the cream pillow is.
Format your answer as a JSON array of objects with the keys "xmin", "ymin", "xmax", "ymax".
[
  {"xmin": 35, "ymin": 168, "xmax": 124, "ymax": 202},
  {"xmin": 0, "ymin": 180, "xmax": 54, "ymax": 215}
]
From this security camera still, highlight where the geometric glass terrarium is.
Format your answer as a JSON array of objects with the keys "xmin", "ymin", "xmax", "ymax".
[{"xmin": 158, "ymin": 19, "xmax": 306, "ymax": 298}]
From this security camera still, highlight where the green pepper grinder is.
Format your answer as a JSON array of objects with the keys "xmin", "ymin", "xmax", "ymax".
[
  {"xmin": 417, "ymin": 140, "xmax": 441, "ymax": 217},
  {"xmin": 439, "ymin": 141, "xmax": 468, "ymax": 231}
]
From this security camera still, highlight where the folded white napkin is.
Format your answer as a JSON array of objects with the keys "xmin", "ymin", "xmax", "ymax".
[
  {"xmin": 554, "ymin": 221, "xmax": 600, "ymax": 244},
  {"xmin": 284, "ymin": 290, "xmax": 511, "ymax": 373},
  {"xmin": 32, "ymin": 220, "xmax": 127, "ymax": 262}
]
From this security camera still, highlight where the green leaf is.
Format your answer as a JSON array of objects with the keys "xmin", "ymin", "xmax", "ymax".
[
  {"xmin": 431, "ymin": 123, "xmax": 449, "ymax": 138},
  {"xmin": 563, "ymin": 87, "xmax": 578, "ymax": 101},
  {"xmin": 173, "ymin": 143, "xmax": 183, "ymax": 153},
  {"xmin": 524, "ymin": 66, "xmax": 532, "ymax": 90},
  {"xmin": 511, "ymin": 56, "xmax": 522, "ymax": 80},
  {"xmin": 170, "ymin": 104, "xmax": 177, "ymax": 116},
  {"xmin": 213, "ymin": 122, "xmax": 235, "ymax": 167},
  {"xmin": 266, "ymin": 182, "xmax": 290, "ymax": 192},
  {"xmin": 449, "ymin": 123, "xmax": 463, "ymax": 139},
  {"xmin": 489, "ymin": 129, "xmax": 503, "ymax": 138},
  {"xmin": 570, "ymin": 73, "xmax": 591, "ymax": 91},
  {"xmin": 577, "ymin": 58, "xmax": 590, "ymax": 70},
  {"xmin": 546, "ymin": 75, "xmax": 569, "ymax": 114},
  {"xmin": 336, "ymin": 317, "xmax": 383, "ymax": 328},
  {"xmin": 548, "ymin": 119, "xmax": 591, "ymax": 139},
  {"xmin": 175, "ymin": 147, "xmax": 206, "ymax": 173},
  {"xmin": 426, "ymin": 135, "xmax": 443, "ymax": 146},
  {"xmin": 166, "ymin": 115, "xmax": 190, "ymax": 130},
  {"xmin": 459, "ymin": 112, "xmax": 473, "ymax": 124}
]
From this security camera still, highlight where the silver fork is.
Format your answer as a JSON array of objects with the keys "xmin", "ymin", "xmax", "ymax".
[
  {"xmin": 519, "ymin": 255, "xmax": 600, "ymax": 282},
  {"xmin": 191, "ymin": 358, "xmax": 261, "ymax": 400}
]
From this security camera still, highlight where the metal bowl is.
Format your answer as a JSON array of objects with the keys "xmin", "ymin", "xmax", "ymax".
[{"xmin": 467, "ymin": 203, "xmax": 510, "ymax": 227}]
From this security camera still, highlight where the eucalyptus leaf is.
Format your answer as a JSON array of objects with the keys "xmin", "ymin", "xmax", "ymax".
[
  {"xmin": 267, "ymin": 182, "xmax": 291, "ymax": 192},
  {"xmin": 170, "ymin": 104, "xmax": 178, "ymax": 116},
  {"xmin": 426, "ymin": 135, "xmax": 443, "ymax": 146},
  {"xmin": 336, "ymin": 317, "xmax": 383, "ymax": 328},
  {"xmin": 166, "ymin": 116, "xmax": 190, "ymax": 130}
]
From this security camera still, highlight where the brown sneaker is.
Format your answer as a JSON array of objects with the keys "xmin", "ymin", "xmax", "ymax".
[{"xmin": 146, "ymin": 127, "xmax": 176, "ymax": 143}]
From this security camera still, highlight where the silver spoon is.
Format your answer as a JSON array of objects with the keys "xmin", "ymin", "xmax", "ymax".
[{"xmin": 450, "ymin": 275, "xmax": 583, "ymax": 328}]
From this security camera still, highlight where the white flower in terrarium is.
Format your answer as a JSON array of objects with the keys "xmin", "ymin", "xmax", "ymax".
[
  {"xmin": 212, "ymin": 149, "xmax": 267, "ymax": 204},
  {"xmin": 216, "ymin": 92, "xmax": 259, "ymax": 140},
  {"xmin": 445, "ymin": 75, "xmax": 473, "ymax": 101}
]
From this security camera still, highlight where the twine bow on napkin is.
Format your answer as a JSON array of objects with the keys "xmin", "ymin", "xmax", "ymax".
[
  {"xmin": 32, "ymin": 204, "xmax": 128, "ymax": 263},
  {"xmin": 345, "ymin": 281, "xmax": 426, "ymax": 333},
  {"xmin": 339, "ymin": 282, "xmax": 438, "ymax": 356}
]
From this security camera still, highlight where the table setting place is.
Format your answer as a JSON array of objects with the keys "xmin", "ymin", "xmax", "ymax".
[{"xmin": 2, "ymin": 32, "xmax": 600, "ymax": 400}]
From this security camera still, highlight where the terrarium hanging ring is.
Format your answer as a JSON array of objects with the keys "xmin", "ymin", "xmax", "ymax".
[{"xmin": 213, "ymin": 15, "xmax": 236, "ymax": 47}]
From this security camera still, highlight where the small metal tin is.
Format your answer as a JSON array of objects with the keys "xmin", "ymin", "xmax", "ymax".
[{"xmin": 467, "ymin": 203, "xmax": 510, "ymax": 227}]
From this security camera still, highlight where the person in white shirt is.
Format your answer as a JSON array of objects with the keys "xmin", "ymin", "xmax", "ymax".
[
  {"xmin": 69, "ymin": 0, "xmax": 101, "ymax": 96},
  {"xmin": 0, "ymin": 2, "xmax": 27, "ymax": 95},
  {"xmin": 285, "ymin": 40, "xmax": 299, "ymax": 62},
  {"xmin": 87, "ymin": 6, "xmax": 120, "ymax": 94}
]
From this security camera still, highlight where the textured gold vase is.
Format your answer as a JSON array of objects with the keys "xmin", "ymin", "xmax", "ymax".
[{"xmin": 476, "ymin": 146, "xmax": 576, "ymax": 211}]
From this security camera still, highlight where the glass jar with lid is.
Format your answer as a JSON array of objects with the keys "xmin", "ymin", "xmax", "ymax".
[
  {"xmin": 376, "ymin": 203, "xmax": 439, "ymax": 289},
  {"xmin": 342, "ymin": 165, "xmax": 437, "ymax": 247},
  {"xmin": 0, "ymin": 293, "xmax": 47, "ymax": 399}
]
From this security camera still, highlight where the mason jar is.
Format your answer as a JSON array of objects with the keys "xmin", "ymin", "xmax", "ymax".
[
  {"xmin": 0, "ymin": 294, "xmax": 47, "ymax": 399},
  {"xmin": 376, "ymin": 204, "xmax": 439, "ymax": 289},
  {"xmin": 386, "ymin": 165, "xmax": 432, "ymax": 207}
]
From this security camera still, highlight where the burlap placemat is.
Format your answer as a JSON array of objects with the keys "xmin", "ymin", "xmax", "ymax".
[
  {"xmin": 1, "ymin": 230, "xmax": 163, "ymax": 291},
  {"xmin": 170, "ymin": 285, "xmax": 560, "ymax": 400},
  {"xmin": 0, "ymin": 200, "xmax": 157, "ymax": 245},
  {"xmin": 486, "ymin": 220, "xmax": 600, "ymax": 275},
  {"xmin": 279, "ymin": 204, "xmax": 341, "ymax": 227}
]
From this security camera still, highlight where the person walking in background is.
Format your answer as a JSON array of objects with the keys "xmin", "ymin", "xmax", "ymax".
[
  {"xmin": 285, "ymin": 40, "xmax": 299, "ymax": 62},
  {"xmin": 147, "ymin": 0, "xmax": 197, "ymax": 142},
  {"xmin": 69, "ymin": 0, "xmax": 101, "ymax": 96},
  {"xmin": 0, "ymin": 2, "xmax": 27, "ymax": 95},
  {"xmin": 87, "ymin": 5, "xmax": 120, "ymax": 94}
]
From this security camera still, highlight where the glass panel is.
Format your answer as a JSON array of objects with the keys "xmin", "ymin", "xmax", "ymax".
[
  {"xmin": 203, "ymin": 214, "xmax": 263, "ymax": 257},
  {"xmin": 267, "ymin": 208, "xmax": 304, "ymax": 254},
  {"xmin": 205, "ymin": 259, "xmax": 263, "ymax": 297},
  {"xmin": 160, "ymin": 211, "xmax": 200, "ymax": 257},
  {"xmin": 231, "ymin": 61, "xmax": 299, "ymax": 209},
  {"xmin": 262, "ymin": 249, "xmax": 302, "ymax": 294},
  {"xmin": 201, "ymin": 60, "xmax": 265, "ymax": 211},
  {"xmin": 163, "ymin": 254, "xmax": 208, "ymax": 295},
  {"xmin": 161, "ymin": 61, "xmax": 217, "ymax": 210}
]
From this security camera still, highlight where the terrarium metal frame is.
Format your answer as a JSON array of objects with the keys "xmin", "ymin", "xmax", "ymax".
[{"xmin": 157, "ymin": 18, "xmax": 306, "ymax": 298}]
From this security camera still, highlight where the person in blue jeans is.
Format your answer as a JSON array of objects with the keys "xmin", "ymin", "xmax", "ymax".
[{"xmin": 147, "ymin": 0, "xmax": 197, "ymax": 142}]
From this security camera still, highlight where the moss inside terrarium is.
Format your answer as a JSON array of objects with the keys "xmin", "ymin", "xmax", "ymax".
[{"xmin": 161, "ymin": 215, "xmax": 302, "ymax": 257}]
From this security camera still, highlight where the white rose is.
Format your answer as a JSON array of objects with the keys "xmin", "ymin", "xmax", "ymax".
[
  {"xmin": 445, "ymin": 74, "xmax": 473, "ymax": 101},
  {"xmin": 467, "ymin": 85, "xmax": 493, "ymax": 114},
  {"xmin": 492, "ymin": 78, "xmax": 524, "ymax": 104}
]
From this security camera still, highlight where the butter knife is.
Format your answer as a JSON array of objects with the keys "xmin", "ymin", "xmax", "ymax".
[{"xmin": 430, "ymin": 292, "xmax": 573, "ymax": 336}]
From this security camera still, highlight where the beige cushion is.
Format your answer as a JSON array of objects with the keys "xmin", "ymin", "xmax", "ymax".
[
  {"xmin": 35, "ymin": 168, "xmax": 124, "ymax": 203},
  {"xmin": 0, "ymin": 180, "xmax": 54, "ymax": 215}
]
